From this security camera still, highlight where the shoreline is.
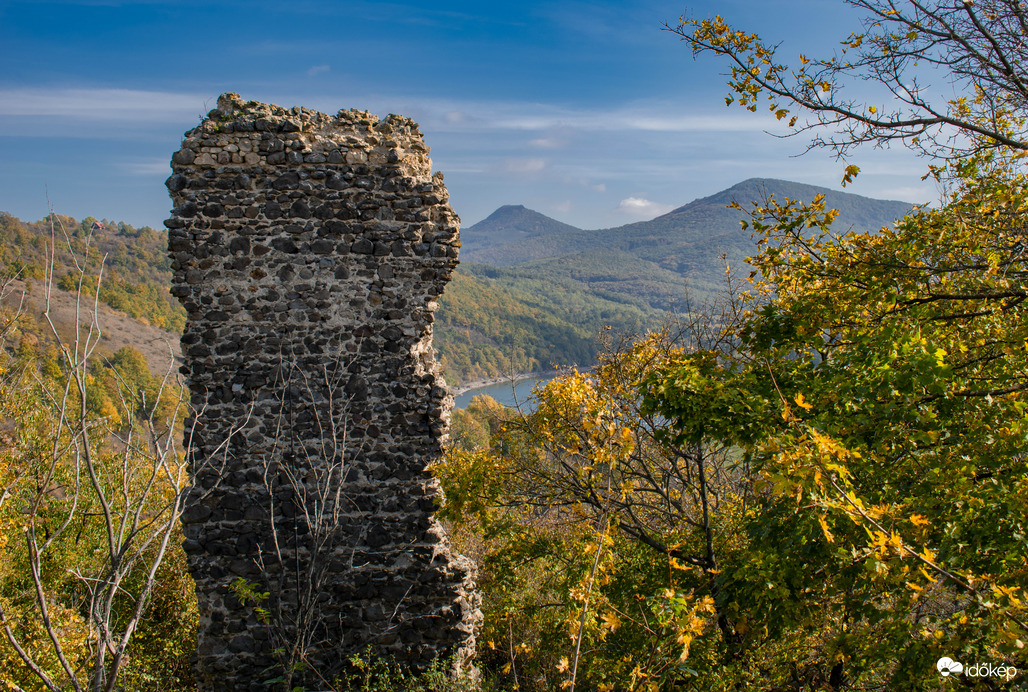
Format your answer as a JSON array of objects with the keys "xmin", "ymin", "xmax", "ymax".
[{"xmin": 447, "ymin": 369, "xmax": 561, "ymax": 397}]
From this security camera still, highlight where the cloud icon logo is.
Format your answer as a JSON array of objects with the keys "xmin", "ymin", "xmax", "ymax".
[{"xmin": 937, "ymin": 657, "xmax": 964, "ymax": 676}]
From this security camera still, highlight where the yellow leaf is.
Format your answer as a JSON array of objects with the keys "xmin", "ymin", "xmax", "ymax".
[
  {"xmin": 677, "ymin": 632, "xmax": 695, "ymax": 661},
  {"xmin": 817, "ymin": 514, "xmax": 835, "ymax": 543},
  {"xmin": 794, "ymin": 393, "xmax": 813, "ymax": 410},
  {"xmin": 601, "ymin": 611, "xmax": 621, "ymax": 632},
  {"xmin": 669, "ymin": 556, "xmax": 691, "ymax": 571},
  {"xmin": 909, "ymin": 513, "xmax": 931, "ymax": 528}
]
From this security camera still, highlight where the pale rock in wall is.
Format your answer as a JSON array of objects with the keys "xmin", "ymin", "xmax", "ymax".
[{"xmin": 166, "ymin": 93, "xmax": 480, "ymax": 690}]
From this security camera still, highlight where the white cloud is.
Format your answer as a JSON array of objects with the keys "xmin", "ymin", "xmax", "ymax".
[
  {"xmin": 489, "ymin": 108, "xmax": 781, "ymax": 134},
  {"xmin": 615, "ymin": 197, "xmax": 675, "ymax": 219},
  {"xmin": 528, "ymin": 137, "xmax": 563, "ymax": 148},
  {"xmin": 553, "ymin": 200, "xmax": 574, "ymax": 213},
  {"xmin": 307, "ymin": 64, "xmax": 331, "ymax": 77},
  {"xmin": 299, "ymin": 93, "xmax": 785, "ymax": 136}
]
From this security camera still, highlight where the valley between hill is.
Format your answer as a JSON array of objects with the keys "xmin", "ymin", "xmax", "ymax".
[{"xmin": 0, "ymin": 178, "xmax": 913, "ymax": 386}]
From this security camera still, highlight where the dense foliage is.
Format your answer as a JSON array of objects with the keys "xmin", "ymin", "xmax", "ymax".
[
  {"xmin": 644, "ymin": 155, "xmax": 1028, "ymax": 688},
  {"xmin": 436, "ymin": 269, "xmax": 652, "ymax": 384},
  {"xmin": 438, "ymin": 336, "xmax": 745, "ymax": 691},
  {"xmin": 437, "ymin": 165, "xmax": 1028, "ymax": 690}
]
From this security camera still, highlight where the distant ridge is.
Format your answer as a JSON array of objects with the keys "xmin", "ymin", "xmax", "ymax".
[
  {"xmin": 659, "ymin": 177, "xmax": 915, "ymax": 233},
  {"xmin": 460, "ymin": 178, "xmax": 913, "ymax": 268}
]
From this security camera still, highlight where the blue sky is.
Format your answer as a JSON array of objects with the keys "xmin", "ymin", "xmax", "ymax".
[{"xmin": 1, "ymin": 0, "xmax": 936, "ymax": 230}]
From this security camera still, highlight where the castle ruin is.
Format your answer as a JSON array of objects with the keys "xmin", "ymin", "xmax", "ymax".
[{"xmin": 165, "ymin": 93, "xmax": 479, "ymax": 690}]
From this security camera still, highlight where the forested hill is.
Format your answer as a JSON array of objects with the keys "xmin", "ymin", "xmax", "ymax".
[{"xmin": 0, "ymin": 212, "xmax": 185, "ymax": 332}]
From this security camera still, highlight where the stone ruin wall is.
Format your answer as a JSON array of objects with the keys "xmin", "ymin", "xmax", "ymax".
[{"xmin": 165, "ymin": 93, "xmax": 480, "ymax": 690}]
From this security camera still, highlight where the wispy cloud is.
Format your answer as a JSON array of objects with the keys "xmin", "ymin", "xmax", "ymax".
[
  {"xmin": 466, "ymin": 105, "xmax": 780, "ymax": 134},
  {"xmin": 528, "ymin": 137, "xmax": 564, "ymax": 148},
  {"xmin": 118, "ymin": 159, "xmax": 172, "ymax": 176},
  {"xmin": 0, "ymin": 88, "xmax": 207, "ymax": 122},
  {"xmin": 0, "ymin": 87, "xmax": 779, "ymax": 139},
  {"xmin": 500, "ymin": 158, "xmax": 548, "ymax": 174},
  {"xmin": 307, "ymin": 64, "xmax": 331, "ymax": 78},
  {"xmin": 295, "ymin": 92, "xmax": 782, "ymax": 135}
]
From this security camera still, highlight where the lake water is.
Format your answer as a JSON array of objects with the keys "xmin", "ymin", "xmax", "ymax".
[{"xmin": 452, "ymin": 375, "xmax": 552, "ymax": 410}]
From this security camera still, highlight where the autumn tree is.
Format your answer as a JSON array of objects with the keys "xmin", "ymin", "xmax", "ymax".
[
  {"xmin": 438, "ymin": 316, "xmax": 763, "ymax": 690},
  {"xmin": 642, "ymin": 162, "xmax": 1027, "ymax": 687},
  {"xmin": 616, "ymin": 1, "xmax": 1028, "ymax": 688}
]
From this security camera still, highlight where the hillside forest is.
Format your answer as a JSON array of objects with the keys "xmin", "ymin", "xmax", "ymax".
[{"xmin": 1, "ymin": 0, "xmax": 1027, "ymax": 690}]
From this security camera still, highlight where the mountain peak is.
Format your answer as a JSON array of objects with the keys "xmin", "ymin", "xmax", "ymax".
[
  {"xmin": 464, "ymin": 206, "xmax": 584, "ymax": 261},
  {"xmin": 471, "ymin": 205, "xmax": 580, "ymax": 233}
]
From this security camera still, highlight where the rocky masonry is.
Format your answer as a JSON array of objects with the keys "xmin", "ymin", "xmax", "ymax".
[{"xmin": 166, "ymin": 93, "xmax": 480, "ymax": 690}]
